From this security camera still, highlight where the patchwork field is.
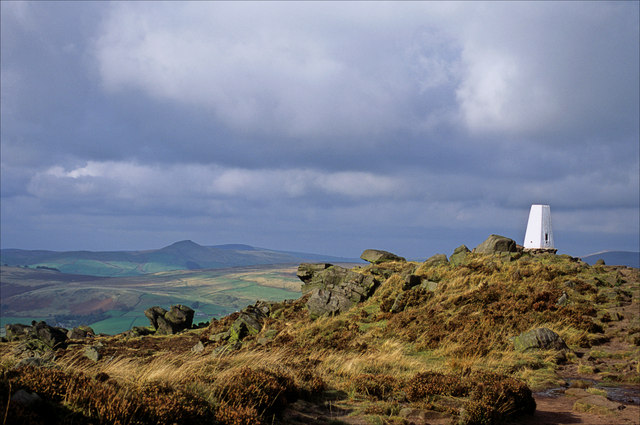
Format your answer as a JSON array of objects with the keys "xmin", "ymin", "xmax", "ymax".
[{"xmin": 0, "ymin": 265, "xmax": 304, "ymax": 335}]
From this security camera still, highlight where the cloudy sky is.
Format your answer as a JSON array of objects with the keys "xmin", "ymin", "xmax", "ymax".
[{"xmin": 1, "ymin": 1, "xmax": 638, "ymax": 258}]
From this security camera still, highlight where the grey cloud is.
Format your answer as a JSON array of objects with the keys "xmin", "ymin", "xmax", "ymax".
[{"xmin": 1, "ymin": 2, "xmax": 638, "ymax": 256}]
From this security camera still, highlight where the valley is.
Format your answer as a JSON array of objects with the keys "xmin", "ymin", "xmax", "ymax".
[{"xmin": 0, "ymin": 264, "xmax": 304, "ymax": 335}]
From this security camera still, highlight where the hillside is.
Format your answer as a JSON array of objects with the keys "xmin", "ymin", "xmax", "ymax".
[
  {"xmin": 1, "ymin": 236, "xmax": 639, "ymax": 425},
  {"xmin": 0, "ymin": 264, "xmax": 305, "ymax": 335},
  {"xmin": 0, "ymin": 240, "xmax": 359, "ymax": 277}
]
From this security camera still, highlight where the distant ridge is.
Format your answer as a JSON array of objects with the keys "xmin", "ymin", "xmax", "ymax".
[
  {"xmin": 581, "ymin": 251, "xmax": 639, "ymax": 268},
  {"xmin": 0, "ymin": 241, "xmax": 359, "ymax": 277}
]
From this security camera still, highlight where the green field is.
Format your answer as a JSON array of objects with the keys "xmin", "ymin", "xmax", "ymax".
[{"xmin": 0, "ymin": 265, "xmax": 302, "ymax": 335}]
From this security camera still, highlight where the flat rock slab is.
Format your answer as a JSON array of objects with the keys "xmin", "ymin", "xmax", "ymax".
[{"xmin": 360, "ymin": 249, "xmax": 406, "ymax": 264}]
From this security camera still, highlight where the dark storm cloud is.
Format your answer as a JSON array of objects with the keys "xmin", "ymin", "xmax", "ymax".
[{"xmin": 1, "ymin": 1, "xmax": 638, "ymax": 256}]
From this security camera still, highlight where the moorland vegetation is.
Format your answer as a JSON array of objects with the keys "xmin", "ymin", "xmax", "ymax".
[{"xmin": 1, "ymin": 235, "xmax": 638, "ymax": 424}]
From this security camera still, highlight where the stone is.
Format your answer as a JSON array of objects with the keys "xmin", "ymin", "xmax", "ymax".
[
  {"xmin": 573, "ymin": 395, "xmax": 621, "ymax": 415},
  {"xmin": 4, "ymin": 324, "xmax": 31, "ymax": 341},
  {"xmin": 423, "ymin": 253, "xmax": 448, "ymax": 267},
  {"xmin": 368, "ymin": 266, "xmax": 395, "ymax": 280},
  {"xmin": 84, "ymin": 346, "xmax": 102, "ymax": 362},
  {"xmin": 513, "ymin": 327, "xmax": 569, "ymax": 352},
  {"xmin": 146, "ymin": 305, "xmax": 195, "ymax": 335},
  {"xmin": 296, "ymin": 263, "xmax": 332, "ymax": 284},
  {"xmin": 595, "ymin": 259, "xmax": 606, "ymax": 265},
  {"xmin": 360, "ymin": 249, "xmax": 406, "ymax": 264},
  {"xmin": 67, "ymin": 325, "xmax": 95, "ymax": 339},
  {"xmin": 6, "ymin": 321, "xmax": 68, "ymax": 349},
  {"xmin": 163, "ymin": 304, "xmax": 195, "ymax": 333},
  {"xmin": 449, "ymin": 245, "xmax": 471, "ymax": 266},
  {"xmin": 305, "ymin": 266, "xmax": 379, "ymax": 318},
  {"xmin": 191, "ymin": 341, "xmax": 205, "ymax": 353},
  {"xmin": 473, "ymin": 235, "xmax": 517, "ymax": 254},
  {"xmin": 390, "ymin": 293, "xmax": 407, "ymax": 314},
  {"xmin": 228, "ymin": 302, "xmax": 271, "ymax": 343},
  {"xmin": 419, "ymin": 281, "xmax": 439, "ymax": 292},
  {"xmin": 144, "ymin": 306, "xmax": 168, "ymax": 330},
  {"xmin": 557, "ymin": 291, "xmax": 569, "ymax": 306},
  {"xmin": 210, "ymin": 330, "xmax": 231, "ymax": 342}
]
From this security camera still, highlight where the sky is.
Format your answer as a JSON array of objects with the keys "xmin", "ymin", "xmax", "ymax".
[{"xmin": 1, "ymin": 1, "xmax": 638, "ymax": 259}]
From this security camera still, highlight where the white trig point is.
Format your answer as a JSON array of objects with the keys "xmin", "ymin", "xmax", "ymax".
[{"xmin": 523, "ymin": 204, "xmax": 554, "ymax": 249}]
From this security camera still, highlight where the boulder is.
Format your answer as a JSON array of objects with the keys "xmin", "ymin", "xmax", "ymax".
[
  {"xmin": 191, "ymin": 341, "xmax": 205, "ymax": 353},
  {"xmin": 556, "ymin": 291, "xmax": 569, "ymax": 306},
  {"xmin": 229, "ymin": 304, "xmax": 268, "ymax": 342},
  {"xmin": 145, "ymin": 305, "xmax": 195, "ymax": 335},
  {"xmin": 84, "ymin": 346, "xmax": 102, "ymax": 362},
  {"xmin": 209, "ymin": 331, "xmax": 231, "ymax": 343},
  {"xmin": 67, "ymin": 325, "xmax": 95, "ymax": 339},
  {"xmin": 297, "ymin": 263, "xmax": 332, "ymax": 284},
  {"xmin": 144, "ymin": 306, "xmax": 168, "ymax": 330},
  {"xmin": 449, "ymin": 245, "xmax": 471, "ymax": 266},
  {"xmin": 307, "ymin": 288, "xmax": 355, "ymax": 318},
  {"xmin": 4, "ymin": 324, "xmax": 31, "ymax": 341},
  {"xmin": 360, "ymin": 249, "xmax": 406, "ymax": 264},
  {"xmin": 423, "ymin": 254, "xmax": 448, "ymax": 267},
  {"xmin": 473, "ymin": 235, "xmax": 517, "ymax": 254},
  {"xmin": 305, "ymin": 266, "xmax": 379, "ymax": 318},
  {"xmin": 5, "ymin": 321, "xmax": 67, "ymax": 349},
  {"xmin": 513, "ymin": 328, "xmax": 568, "ymax": 352}
]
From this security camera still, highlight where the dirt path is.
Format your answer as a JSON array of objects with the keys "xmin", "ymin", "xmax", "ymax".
[{"xmin": 513, "ymin": 394, "xmax": 640, "ymax": 425}]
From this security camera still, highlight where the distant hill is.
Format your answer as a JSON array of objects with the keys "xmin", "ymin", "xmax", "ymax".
[
  {"xmin": 581, "ymin": 251, "xmax": 639, "ymax": 268},
  {"xmin": 0, "ymin": 240, "xmax": 359, "ymax": 277}
]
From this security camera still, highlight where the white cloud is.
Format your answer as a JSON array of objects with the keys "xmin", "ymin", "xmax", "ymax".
[{"xmin": 27, "ymin": 161, "xmax": 404, "ymax": 206}]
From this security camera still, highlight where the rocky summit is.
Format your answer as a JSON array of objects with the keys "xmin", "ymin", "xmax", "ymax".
[{"xmin": 1, "ymin": 236, "xmax": 639, "ymax": 425}]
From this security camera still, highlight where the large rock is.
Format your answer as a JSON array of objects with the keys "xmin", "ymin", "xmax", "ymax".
[
  {"xmin": 144, "ymin": 305, "xmax": 195, "ymax": 335},
  {"xmin": 513, "ymin": 328, "xmax": 568, "ymax": 352},
  {"xmin": 229, "ymin": 303, "xmax": 269, "ymax": 343},
  {"xmin": 473, "ymin": 235, "xmax": 517, "ymax": 254},
  {"xmin": 422, "ymin": 254, "xmax": 448, "ymax": 267},
  {"xmin": 67, "ymin": 325, "xmax": 95, "ymax": 339},
  {"xmin": 297, "ymin": 263, "xmax": 332, "ymax": 284},
  {"xmin": 5, "ymin": 321, "xmax": 68, "ymax": 349},
  {"xmin": 360, "ymin": 249, "xmax": 406, "ymax": 264},
  {"xmin": 144, "ymin": 306, "xmax": 168, "ymax": 330},
  {"xmin": 4, "ymin": 324, "xmax": 31, "ymax": 341},
  {"xmin": 449, "ymin": 245, "xmax": 471, "ymax": 266},
  {"xmin": 305, "ymin": 266, "xmax": 379, "ymax": 318}
]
